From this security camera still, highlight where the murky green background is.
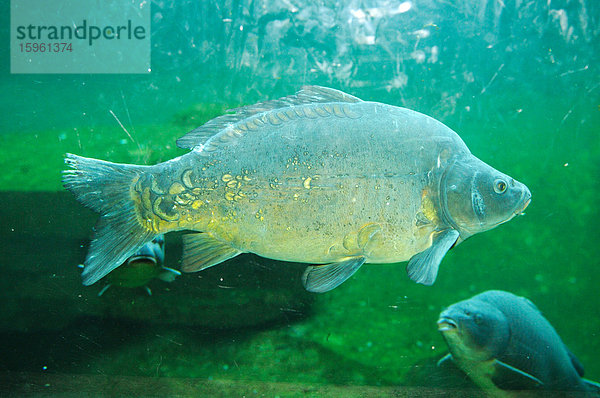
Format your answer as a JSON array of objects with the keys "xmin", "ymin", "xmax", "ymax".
[{"xmin": 1, "ymin": 1, "xmax": 599, "ymax": 396}]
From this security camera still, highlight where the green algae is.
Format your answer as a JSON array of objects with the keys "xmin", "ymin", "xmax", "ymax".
[
  {"xmin": 1, "ymin": 92, "xmax": 599, "ymax": 394},
  {"xmin": 0, "ymin": 102, "xmax": 234, "ymax": 191}
]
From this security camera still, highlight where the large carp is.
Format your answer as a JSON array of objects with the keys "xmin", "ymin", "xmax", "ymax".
[{"xmin": 63, "ymin": 86, "xmax": 531, "ymax": 292}]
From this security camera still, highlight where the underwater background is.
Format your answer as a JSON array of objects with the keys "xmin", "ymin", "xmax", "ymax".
[{"xmin": 1, "ymin": 0, "xmax": 599, "ymax": 396}]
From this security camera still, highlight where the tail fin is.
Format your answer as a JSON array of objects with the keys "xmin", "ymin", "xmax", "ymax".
[{"xmin": 63, "ymin": 153, "xmax": 154, "ymax": 286}]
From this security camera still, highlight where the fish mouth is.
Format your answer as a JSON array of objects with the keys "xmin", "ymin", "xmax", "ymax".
[
  {"xmin": 515, "ymin": 188, "xmax": 532, "ymax": 216},
  {"xmin": 488, "ymin": 192, "xmax": 531, "ymax": 230},
  {"xmin": 515, "ymin": 196, "xmax": 531, "ymax": 216},
  {"xmin": 127, "ymin": 255, "xmax": 157, "ymax": 265},
  {"xmin": 437, "ymin": 317, "xmax": 458, "ymax": 332}
]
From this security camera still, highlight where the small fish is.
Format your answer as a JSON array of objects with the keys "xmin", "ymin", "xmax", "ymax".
[
  {"xmin": 437, "ymin": 290, "xmax": 600, "ymax": 397},
  {"xmin": 96, "ymin": 235, "xmax": 180, "ymax": 296},
  {"xmin": 63, "ymin": 86, "xmax": 530, "ymax": 292}
]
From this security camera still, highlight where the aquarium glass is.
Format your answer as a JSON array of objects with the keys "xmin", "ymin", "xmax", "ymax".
[{"xmin": 1, "ymin": 0, "xmax": 599, "ymax": 396}]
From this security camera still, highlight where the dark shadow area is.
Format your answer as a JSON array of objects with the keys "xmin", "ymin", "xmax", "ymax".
[
  {"xmin": 0, "ymin": 315, "xmax": 398, "ymax": 386},
  {"xmin": 0, "ymin": 191, "xmax": 317, "ymax": 374}
]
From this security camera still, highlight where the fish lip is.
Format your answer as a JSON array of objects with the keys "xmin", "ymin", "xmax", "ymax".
[
  {"xmin": 515, "ymin": 188, "xmax": 532, "ymax": 216},
  {"xmin": 486, "ymin": 191, "xmax": 531, "ymax": 229},
  {"xmin": 437, "ymin": 317, "xmax": 458, "ymax": 332},
  {"xmin": 516, "ymin": 196, "xmax": 531, "ymax": 215},
  {"xmin": 127, "ymin": 255, "xmax": 157, "ymax": 265}
]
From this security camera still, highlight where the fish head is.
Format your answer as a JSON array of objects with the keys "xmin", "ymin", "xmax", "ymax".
[
  {"xmin": 441, "ymin": 156, "xmax": 531, "ymax": 238},
  {"xmin": 437, "ymin": 298, "xmax": 510, "ymax": 364},
  {"xmin": 105, "ymin": 235, "xmax": 166, "ymax": 287},
  {"xmin": 127, "ymin": 234, "xmax": 165, "ymax": 266}
]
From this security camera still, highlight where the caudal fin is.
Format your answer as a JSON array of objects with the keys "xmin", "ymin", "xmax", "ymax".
[{"xmin": 63, "ymin": 153, "xmax": 154, "ymax": 286}]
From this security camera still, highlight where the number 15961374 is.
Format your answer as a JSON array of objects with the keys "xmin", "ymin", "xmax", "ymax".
[{"xmin": 19, "ymin": 43, "xmax": 73, "ymax": 52}]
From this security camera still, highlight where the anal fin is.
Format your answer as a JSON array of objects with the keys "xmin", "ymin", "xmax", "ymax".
[
  {"xmin": 181, "ymin": 233, "xmax": 242, "ymax": 272},
  {"xmin": 302, "ymin": 256, "xmax": 366, "ymax": 293}
]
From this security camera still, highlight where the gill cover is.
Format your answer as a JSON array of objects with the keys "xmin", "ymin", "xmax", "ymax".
[{"xmin": 441, "ymin": 155, "xmax": 530, "ymax": 238}]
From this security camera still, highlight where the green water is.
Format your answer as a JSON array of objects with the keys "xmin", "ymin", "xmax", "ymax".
[{"xmin": 1, "ymin": 1, "xmax": 599, "ymax": 396}]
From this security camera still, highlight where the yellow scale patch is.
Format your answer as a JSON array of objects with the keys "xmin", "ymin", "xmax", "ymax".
[
  {"xmin": 420, "ymin": 188, "xmax": 439, "ymax": 224},
  {"xmin": 341, "ymin": 222, "xmax": 382, "ymax": 255},
  {"xmin": 303, "ymin": 176, "xmax": 312, "ymax": 189},
  {"xmin": 221, "ymin": 173, "xmax": 250, "ymax": 202},
  {"xmin": 168, "ymin": 182, "xmax": 185, "ymax": 195},
  {"xmin": 133, "ymin": 171, "xmax": 213, "ymax": 233}
]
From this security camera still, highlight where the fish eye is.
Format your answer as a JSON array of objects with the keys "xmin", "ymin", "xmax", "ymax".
[{"xmin": 493, "ymin": 179, "xmax": 507, "ymax": 194}]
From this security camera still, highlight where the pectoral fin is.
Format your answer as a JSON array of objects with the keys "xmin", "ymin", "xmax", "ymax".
[
  {"xmin": 566, "ymin": 347, "xmax": 585, "ymax": 377},
  {"xmin": 582, "ymin": 378, "xmax": 600, "ymax": 392},
  {"xmin": 406, "ymin": 229, "xmax": 459, "ymax": 285},
  {"xmin": 157, "ymin": 266, "xmax": 182, "ymax": 282},
  {"xmin": 302, "ymin": 256, "xmax": 366, "ymax": 293},
  {"xmin": 181, "ymin": 232, "xmax": 242, "ymax": 272},
  {"xmin": 492, "ymin": 359, "xmax": 543, "ymax": 390},
  {"xmin": 97, "ymin": 284, "xmax": 112, "ymax": 297},
  {"xmin": 436, "ymin": 353, "xmax": 453, "ymax": 368}
]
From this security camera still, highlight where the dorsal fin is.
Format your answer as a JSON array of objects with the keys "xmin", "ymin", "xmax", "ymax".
[{"xmin": 176, "ymin": 86, "xmax": 362, "ymax": 149}]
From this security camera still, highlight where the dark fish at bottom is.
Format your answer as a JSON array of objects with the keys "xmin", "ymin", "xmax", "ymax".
[
  {"xmin": 94, "ymin": 235, "xmax": 180, "ymax": 296},
  {"xmin": 437, "ymin": 290, "xmax": 600, "ymax": 397}
]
